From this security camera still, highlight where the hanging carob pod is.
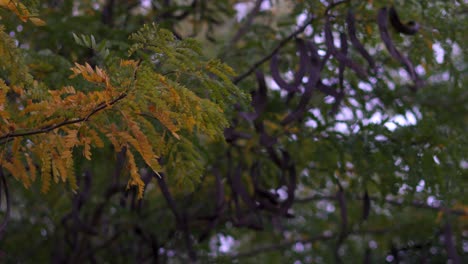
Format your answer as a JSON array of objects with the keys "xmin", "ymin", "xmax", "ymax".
[
  {"xmin": 346, "ymin": 10, "xmax": 376, "ymax": 69},
  {"xmin": 443, "ymin": 221, "xmax": 462, "ymax": 264},
  {"xmin": 281, "ymin": 41, "xmax": 321, "ymax": 126},
  {"xmin": 232, "ymin": 165, "xmax": 264, "ymax": 230},
  {"xmin": 250, "ymin": 161, "xmax": 281, "ymax": 212},
  {"xmin": 0, "ymin": 168, "xmax": 10, "ymax": 238},
  {"xmin": 238, "ymin": 71, "xmax": 268, "ymax": 122},
  {"xmin": 329, "ymin": 32, "xmax": 348, "ymax": 115},
  {"xmin": 270, "ymin": 38, "xmax": 309, "ymax": 93},
  {"xmin": 255, "ymin": 120, "xmax": 282, "ymax": 167},
  {"xmin": 338, "ymin": 32, "xmax": 348, "ymax": 91},
  {"xmin": 198, "ymin": 168, "xmax": 225, "ymax": 241},
  {"xmin": 252, "ymin": 71, "xmax": 268, "ymax": 116},
  {"xmin": 154, "ymin": 173, "xmax": 197, "ymax": 262},
  {"xmin": 278, "ymin": 150, "xmax": 296, "ymax": 217},
  {"xmin": 334, "ymin": 184, "xmax": 349, "ymax": 264},
  {"xmin": 377, "ymin": 7, "xmax": 424, "ymax": 90},
  {"xmin": 362, "ymin": 190, "xmax": 371, "ymax": 221},
  {"xmin": 324, "ymin": 15, "xmax": 368, "ymax": 79},
  {"xmin": 389, "ymin": 6, "xmax": 420, "ymax": 35}
]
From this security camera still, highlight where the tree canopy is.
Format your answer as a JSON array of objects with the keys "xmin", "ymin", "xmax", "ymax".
[{"xmin": 0, "ymin": 0, "xmax": 466, "ymax": 263}]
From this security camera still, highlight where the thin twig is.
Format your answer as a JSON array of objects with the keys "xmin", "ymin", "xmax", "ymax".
[
  {"xmin": 232, "ymin": 0, "xmax": 349, "ymax": 84},
  {"xmin": 232, "ymin": 16, "xmax": 314, "ymax": 84},
  {"xmin": 0, "ymin": 93, "xmax": 127, "ymax": 143},
  {"xmin": 295, "ymin": 194, "xmax": 467, "ymax": 216},
  {"xmin": 228, "ymin": 0, "xmax": 264, "ymax": 48},
  {"xmin": 221, "ymin": 227, "xmax": 393, "ymax": 260}
]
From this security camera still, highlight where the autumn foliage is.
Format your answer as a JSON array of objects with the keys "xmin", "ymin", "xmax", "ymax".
[{"xmin": 0, "ymin": 5, "xmax": 245, "ymax": 198}]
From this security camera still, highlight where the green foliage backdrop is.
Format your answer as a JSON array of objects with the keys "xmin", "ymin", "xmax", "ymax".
[{"xmin": 0, "ymin": 0, "xmax": 466, "ymax": 263}]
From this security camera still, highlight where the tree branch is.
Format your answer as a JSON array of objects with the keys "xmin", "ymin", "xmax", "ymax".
[
  {"xmin": 228, "ymin": 0, "xmax": 263, "ymax": 48},
  {"xmin": 232, "ymin": 0, "xmax": 349, "ymax": 84},
  {"xmin": 295, "ymin": 194, "xmax": 468, "ymax": 216},
  {"xmin": 232, "ymin": 16, "xmax": 314, "ymax": 84},
  {"xmin": 222, "ymin": 227, "xmax": 394, "ymax": 260},
  {"xmin": 0, "ymin": 92, "xmax": 127, "ymax": 143}
]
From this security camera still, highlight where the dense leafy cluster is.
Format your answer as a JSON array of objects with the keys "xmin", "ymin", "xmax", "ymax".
[
  {"xmin": 0, "ymin": 6, "xmax": 245, "ymax": 198},
  {"xmin": 0, "ymin": 0, "xmax": 466, "ymax": 263}
]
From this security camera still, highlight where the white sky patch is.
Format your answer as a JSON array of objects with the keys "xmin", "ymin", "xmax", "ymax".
[
  {"xmin": 294, "ymin": 242, "xmax": 305, "ymax": 252},
  {"xmin": 416, "ymin": 180, "xmax": 425, "ymax": 192},
  {"xmin": 314, "ymin": 34, "xmax": 325, "ymax": 44},
  {"xmin": 427, "ymin": 196, "xmax": 441, "ymax": 207},
  {"xmin": 310, "ymin": 108, "xmax": 325, "ymax": 123},
  {"xmin": 260, "ymin": 1, "xmax": 271, "ymax": 10},
  {"xmin": 284, "ymin": 70, "xmax": 294, "ymax": 81},
  {"xmin": 333, "ymin": 32, "xmax": 341, "ymax": 48},
  {"xmin": 375, "ymin": 134, "xmax": 388, "ymax": 141},
  {"xmin": 141, "ymin": 0, "xmax": 151, "ymax": 8},
  {"xmin": 392, "ymin": 115, "xmax": 409, "ymax": 126},
  {"xmin": 398, "ymin": 183, "xmax": 411, "ymax": 194},
  {"xmin": 219, "ymin": 234, "xmax": 235, "ymax": 253},
  {"xmin": 397, "ymin": 68, "xmax": 410, "ymax": 81},
  {"xmin": 277, "ymin": 186, "xmax": 288, "ymax": 201},
  {"xmin": 305, "ymin": 119, "xmax": 318, "ymax": 128},
  {"xmin": 429, "ymin": 71, "xmax": 450, "ymax": 82},
  {"xmin": 460, "ymin": 160, "xmax": 468, "ymax": 169},
  {"xmin": 234, "ymin": 1, "xmax": 271, "ymax": 22},
  {"xmin": 324, "ymin": 95, "xmax": 335, "ymax": 104},
  {"xmin": 432, "ymin": 42, "xmax": 445, "ymax": 64},
  {"xmin": 451, "ymin": 42, "xmax": 462, "ymax": 57},
  {"xmin": 415, "ymin": 65, "xmax": 426, "ymax": 75},
  {"xmin": 358, "ymin": 81, "xmax": 373, "ymax": 92},
  {"xmin": 326, "ymin": 203, "xmax": 335, "ymax": 213},
  {"xmin": 384, "ymin": 110, "xmax": 418, "ymax": 131},
  {"xmin": 348, "ymin": 98, "xmax": 360, "ymax": 107},
  {"xmin": 394, "ymin": 157, "xmax": 402, "ymax": 166},
  {"xmin": 405, "ymin": 111, "xmax": 417, "ymax": 125},
  {"xmin": 265, "ymin": 75, "xmax": 281, "ymax": 90},
  {"xmin": 234, "ymin": 2, "xmax": 251, "ymax": 21},
  {"xmin": 336, "ymin": 107, "xmax": 354, "ymax": 121},
  {"xmin": 297, "ymin": 13, "xmax": 313, "ymax": 35},
  {"xmin": 412, "ymin": 106, "xmax": 423, "ymax": 119},
  {"xmin": 367, "ymin": 112, "xmax": 384, "ymax": 125},
  {"xmin": 384, "ymin": 122, "xmax": 397, "ymax": 130},
  {"xmin": 365, "ymin": 98, "xmax": 380, "ymax": 111},
  {"xmin": 334, "ymin": 122, "xmax": 349, "ymax": 134}
]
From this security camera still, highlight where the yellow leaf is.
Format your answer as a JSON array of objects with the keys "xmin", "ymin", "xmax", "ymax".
[
  {"xmin": 0, "ymin": 0, "xmax": 29, "ymax": 22},
  {"xmin": 126, "ymin": 148, "xmax": 145, "ymax": 199},
  {"xmin": 24, "ymin": 153, "xmax": 36, "ymax": 182},
  {"xmin": 29, "ymin": 17, "xmax": 46, "ymax": 26},
  {"xmin": 82, "ymin": 137, "xmax": 92, "ymax": 160}
]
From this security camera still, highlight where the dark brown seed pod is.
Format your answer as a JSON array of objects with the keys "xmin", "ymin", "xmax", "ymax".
[
  {"xmin": 346, "ymin": 10, "xmax": 376, "ymax": 69},
  {"xmin": 389, "ymin": 6, "xmax": 420, "ymax": 35}
]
